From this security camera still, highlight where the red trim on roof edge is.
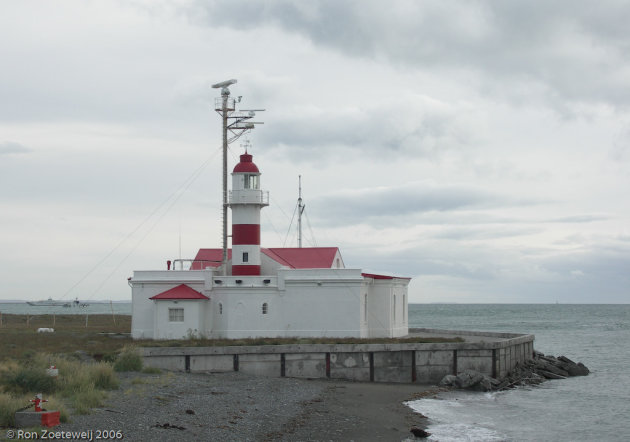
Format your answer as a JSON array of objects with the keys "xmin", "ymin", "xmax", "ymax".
[
  {"xmin": 361, "ymin": 273, "xmax": 411, "ymax": 280},
  {"xmin": 150, "ymin": 284, "xmax": 209, "ymax": 300}
]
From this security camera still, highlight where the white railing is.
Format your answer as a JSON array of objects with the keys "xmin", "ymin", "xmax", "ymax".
[{"xmin": 229, "ymin": 190, "xmax": 269, "ymax": 205}]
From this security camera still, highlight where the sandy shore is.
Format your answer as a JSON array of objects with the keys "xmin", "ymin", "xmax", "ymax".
[
  {"xmin": 284, "ymin": 380, "xmax": 434, "ymax": 441},
  {"xmin": 55, "ymin": 371, "xmax": 434, "ymax": 441}
]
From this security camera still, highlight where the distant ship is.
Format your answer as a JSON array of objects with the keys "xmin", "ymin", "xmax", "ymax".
[{"xmin": 27, "ymin": 298, "xmax": 88, "ymax": 307}]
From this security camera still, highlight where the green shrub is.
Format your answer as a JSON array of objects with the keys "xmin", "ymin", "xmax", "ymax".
[
  {"xmin": 0, "ymin": 393, "xmax": 23, "ymax": 427},
  {"xmin": 69, "ymin": 385, "xmax": 106, "ymax": 415},
  {"xmin": 1, "ymin": 367, "xmax": 56, "ymax": 394},
  {"xmin": 114, "ymin": 348, "xmax": 143, "ymax": 372},
  {"xmin": 89, "ymin": 363, "xmax": 119, "ymax": 390},
  {"xmin": 141, "ymin": 366, "xmax": 161, "ymax": 374}
]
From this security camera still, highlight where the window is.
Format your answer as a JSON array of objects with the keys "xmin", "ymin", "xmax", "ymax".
[
  {"xmin": 219, "ymin": 303, "xmax": 223, "ymax": 315},
  {"xmin": 393, "ymin": 295, "xmax": 396, "ymax": 322},
  {"xmin": 169, "ymin": 308, "xmax": 184, "ymax": 322},
  {"xmin": 244, "ymin": 174, "xmax": 259, "ymax": 189},
  {"xmin": 262, "ymin": 302, "xmax": 268, "ymax": 314},
  {"xmin": 242, "ymin": 252, "xmax": 249, "ymax": 263}
]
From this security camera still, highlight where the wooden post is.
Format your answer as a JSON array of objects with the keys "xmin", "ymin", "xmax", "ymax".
[
  {"xmin": 85, "ymin": 314, "xmax": 88, "ymax": 328},
  {"xmin": 53, "ymin": 313, "xmax": 56, "ymax": 327},
  {"xmin": 110, "ymin": 300, "xmax": 116, "ymax": 325}
]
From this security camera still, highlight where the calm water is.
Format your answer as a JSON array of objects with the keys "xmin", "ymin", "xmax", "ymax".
[
  {"xmin": 407, "ymin": 304, "xmax": 630, "ymax": 442},
  {"xmin": 0, "ymin": 301, "xmax": 132, "ymax": 316}
]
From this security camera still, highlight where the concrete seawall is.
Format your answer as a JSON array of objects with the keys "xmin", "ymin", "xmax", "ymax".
[{"xmin": 141, "ymin": 328, "xmax": 535, "ymax": 383}]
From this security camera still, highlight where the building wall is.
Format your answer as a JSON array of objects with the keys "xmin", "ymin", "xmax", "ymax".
[
  {"xmin": 153, "ymin": 300, "xmax": 207, "ymax": 340},
  {"xmin": 130, "ymin": 268, "xmax": 405, "ymax": 340},
  {"xmin": 141, "ymin": 331, "xmax": 536, "ymax": 383},
  {"xmin": 363, "ymin": 277, "xmax": 409, "ymax": 338},
  {"xmin": 130, "ymin": 270, "xmax": 211, "ymax": 339}
]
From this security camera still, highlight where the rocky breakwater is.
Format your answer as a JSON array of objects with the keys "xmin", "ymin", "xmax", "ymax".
[{"xmin": 440, "ymin": 351, "xmax": 590, "ymax": 392}]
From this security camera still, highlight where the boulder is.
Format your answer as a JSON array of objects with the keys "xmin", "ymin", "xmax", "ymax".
[
  {"xmin": 535, "ymin": 360, "xmax": 569, "ymax": 377},
  {"xmin": 410, "ymin": 427, "xmax": 431, "ymax": 438},
  {"xmin": 557, "ymin": 356, "xmax": 590, "ymax": 376},
  {"xmin": 440, "ymin": 370, "xmax": 500, "ymax": 391},
  {"xmin": 454, "ymin": 370, "xmax": 485, "ymax": 389},
  {"xmin": 536, "ymin": 369, "xmax": 567, "ymax": 380},
  {"xmin": 439, "ymin": 374, "xmax": 458, "ymax": 387}
]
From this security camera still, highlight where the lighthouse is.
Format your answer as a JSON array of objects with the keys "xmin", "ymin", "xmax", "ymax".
[
  {"xmin": 229, "ymin": 150, "xmax": 269, "ymax": 275},
  {"xmin": 129, "ymin": 80, "xmax": 411, "ymax": 341}
]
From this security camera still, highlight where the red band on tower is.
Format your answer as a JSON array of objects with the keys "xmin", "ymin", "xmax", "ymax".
[{"xmin": 232, "ymin": 224, "xmax": 261, "ymax": 245}]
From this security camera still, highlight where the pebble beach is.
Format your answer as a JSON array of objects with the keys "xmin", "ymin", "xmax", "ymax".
[{"xmin": 56, "ymin": 371, "xmax": 431, "ymax": 441}]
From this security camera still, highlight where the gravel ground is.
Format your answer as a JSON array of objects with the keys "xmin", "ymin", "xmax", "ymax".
[{"xmin": 55, "ymin": 371, "xmax": 431, "ymax": 441}]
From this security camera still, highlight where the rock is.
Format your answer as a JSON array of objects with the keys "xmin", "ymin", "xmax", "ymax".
[
  {"xmin": 454, "ymin": 370, "xmax": 485, "ymax": 389},
  {"xmin": 440, "ymin": 370, "xmax": 501, "ymax": 392},
  {"xmin": 439, "ymin": 374, "xmax": 458, "ymax": 387},
  {"xmin": 573, "ymin": 362, "xmax": 590, "ymax": 376},
  {"xmin": 477, "ymin": 376, "xmax": 501, "ymax": 392},
  {"xmin": 557, "ymin": 356, "xmax": 590, "ymax": 376},
  {"xmin": 536, "ymin": 369, "xmax": 567, "ymax": 380},
  {"xmin": 535, "ymin": 360, "xmax": 569, "ymax": 377},
  {"xmin": 410, "ymin": 426, "xmax": 431, "ymax": 438}
]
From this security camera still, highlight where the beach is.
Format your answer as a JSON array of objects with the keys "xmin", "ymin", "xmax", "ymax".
[{"xmin": 55, "ymin": 371, "xmax": 431, "ymax": 441}]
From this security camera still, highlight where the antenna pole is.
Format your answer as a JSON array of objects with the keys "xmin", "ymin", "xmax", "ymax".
[
  {"xmin": 212, "ymin": 79, "xmax": 264, "ymax": 275},
  {"xmin": 298, "ymin": 175, "xmax": 305, "ymax": 248},
  {"xmin": 221, "ymin": 89, "xmax": 229, "ymax": 274}
]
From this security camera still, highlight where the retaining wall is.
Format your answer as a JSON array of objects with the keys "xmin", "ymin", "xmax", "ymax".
[{"xmin": 141, "ymin": 328, "xmax": 535, "ymax": 383}]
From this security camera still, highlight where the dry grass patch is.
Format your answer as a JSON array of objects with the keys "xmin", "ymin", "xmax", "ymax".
[{"xmin": 0, "ymin": 314, "xmax": 132, "ymax": 362}]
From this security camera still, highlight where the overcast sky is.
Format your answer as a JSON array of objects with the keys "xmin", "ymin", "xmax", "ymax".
[{"xmin": 1, "ymin": 0, "xmax": 629, "ymax": 304}]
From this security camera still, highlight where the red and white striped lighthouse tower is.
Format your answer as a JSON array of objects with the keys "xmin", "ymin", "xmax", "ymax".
[{"xmin": 229, "ymin": 150, "xmax": 269, "ymax": 275}]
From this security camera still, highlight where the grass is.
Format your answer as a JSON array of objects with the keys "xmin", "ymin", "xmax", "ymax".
[
  {"xmin": 0, "ymin": 352, "xmax": 121, "ymax": 426},
  {"xmin": 0, "ymin": 314, "xmax": 132, "ymax": 362},
  {"xmin": 113, "ymin": 347, "xmax": 143, "ymax": 372},
  {"xmin": 0, "ymin": 313, "xmax": 463, "ymax": 361}
]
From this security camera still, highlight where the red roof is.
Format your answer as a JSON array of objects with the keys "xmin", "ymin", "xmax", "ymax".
[
  {"xmin": 191, "ymin": 247, "xmax": 340, "ymax": 270},
  {"xmin": 263, "ymin": 247, "xmax": 340, "ymax": 269},
  {"xmin": 361, "ymin": 272, "xmax": 411, "ymax": 281},
  {"xmin": 191, "ymin": 249, "xmax": 230, "ymax": 270},
  {"xmin": 150, "ymin": 284, "xmax": 209, "ymax": 300},
  {"xmin": 233, "ymin": 153, "xmax": 259, "ymax": 173}
]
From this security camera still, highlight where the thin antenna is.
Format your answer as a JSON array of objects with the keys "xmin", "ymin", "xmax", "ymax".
[
  {"xmin": 178, "ymin": 216, "xmax": 182, "ymax": 262},
  {"xmin": 212, "ymin": 79, "xmax": 264, "ymax": 274},
  {"xmin": 298, "ymin": 175, "xmax": 305, "ymax": 248}
]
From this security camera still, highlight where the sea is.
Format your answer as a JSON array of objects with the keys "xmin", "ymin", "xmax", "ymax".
[
  {"xmin": 406, "ymin": 304, "xmax": 630, "ymax": 442},
  {"xmin": 1, "ymin": 302, "xmax": 627, "ymax": 440},
  {"xmin": 0, "ymin": 301, "xmax": 132, "ymax": 316}
]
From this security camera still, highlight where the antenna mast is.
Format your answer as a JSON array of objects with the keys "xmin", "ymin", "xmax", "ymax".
[
  {"xmin": 212, "ymin": 79, "xmax": 264, "ymax": 274},
  {"xmin": 297, "ymin": 175, "xmax": 305, "ymax": 248}
]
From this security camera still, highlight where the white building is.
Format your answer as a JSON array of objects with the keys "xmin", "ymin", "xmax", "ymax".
[
  {"xmin": 130, "ymin": 151, "xmax": 410, "ymax": 340},
  {"xmin": 130, "ymin": 83, "xmax": 410, "ymax": 340}
]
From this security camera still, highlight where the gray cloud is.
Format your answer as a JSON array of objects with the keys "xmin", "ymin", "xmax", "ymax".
[
  {"xmin": 189, "ymin": 0, "xmax": 630, "ymax": 108},
  {"xmin": 308, "ymin": 183, "xmax": 514, "ymax": 227},
  {"xmin": 258, "ymin": 98, "xmax": 473, "ymax": 162},
  {"xmin": 0, "ymin": 141, "xmax": 30, "ymax": 155}
]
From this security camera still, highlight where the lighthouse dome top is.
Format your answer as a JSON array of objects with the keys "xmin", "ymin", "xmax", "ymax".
[{"xmin": 233, "ymin": 152, "xmax": 260, "ymax": 173}]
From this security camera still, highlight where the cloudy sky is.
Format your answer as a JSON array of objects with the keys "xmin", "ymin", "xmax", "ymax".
[{"xmin": 1, "ymin": 0, "xmax": 629, "ymax": 304}]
